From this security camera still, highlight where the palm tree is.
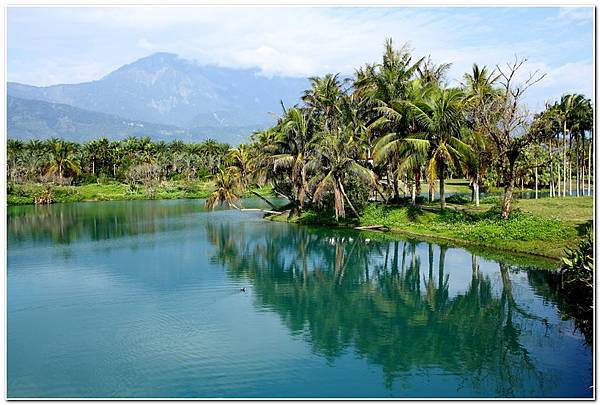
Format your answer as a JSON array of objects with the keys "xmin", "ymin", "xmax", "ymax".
[
  {"xmin": 355, "ymin": 39, "xmax": 424, "ymax": 202},
  {"xmin": 308, "ymin": 128, "xmax": 377, "ymax": 220},
  {"xmin": 46, "ymin": 139, "xmax": 81, "ymax": 179},
  {"xmin": 406, "ymin": 88, "xmax": 471, "ymax": 209},
  {"xmin": 227, "ymin": 144, "xmax": 253, "ymax": 187},
  {"xmin": 271, "ymin": 107, "xmax": 315, "ymax": 209},
  {"xmin": 302, "ymin": 73, "xmax": 345, "ymax": 131},
  {"xmin": 7, "ymin": 139, "xmax": 25, "ymax": 181},
  {"xmin": 556, "ymin": 94, "xmax": 587, "ymax": 196},
  {"xmin": 462, "ymin": 64, "xmax": 500, "ymax": 204},
  {"xmin": 205, "ymin": 168, "xmax": 243, "ymax": 210}
]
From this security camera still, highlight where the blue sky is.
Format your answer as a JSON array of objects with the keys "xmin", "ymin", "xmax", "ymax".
[{"xmin": 7, "ymin": 6, "xmax": 593, "ymax": 109}]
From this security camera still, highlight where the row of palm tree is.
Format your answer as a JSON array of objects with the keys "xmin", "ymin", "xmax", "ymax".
[
  {"xmin": 532, "ymin": 94, "xmax": 594, "ymax": 198},
  {"xmin": 7, "ymin": 136, "xmax": 231, "ymax": 184}
]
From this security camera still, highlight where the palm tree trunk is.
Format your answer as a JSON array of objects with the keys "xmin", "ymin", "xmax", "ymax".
[
  {"xmin": 439, "ymin": 164, "xmax": 446, "ymax": 209},
  {"xmin": 548, "ymin": 139, "xmax": 554, "ymax": 197},
  {"xmin": 250, "ymin": 190, "xmax": 277, "ymax": 210},
  {"xmin": 534, "ymin": 166, "xmax": 538, "ymax": 199},
  {"xmin": 588, "ymin": 137, "xmax": 592, "ymax": 196},
  {"xmin": 473, "ymin": 172, "xmax": 480, "ymax": 207},
  {"xmin": 471, "ymin": 254, "xmax": 478, "ymax": 275},
  {"xmin": 392, "ymin": 169, "xmax": 400, "ymax": 202},
  {"xmin": 569, "ymin": 160, "xmax": 572, "ymax": 196},
  {"xmin": 415, "ymin": 168, "xmax": 421, "ymax": 200},
  {"xmin": 563, "ymin": 126, "xmax": 567, "ymax": 197},
  {"xmin": 576, "ymin": 135, "xmax": 580, "ymax": 197},
  {"xmin": 557, "ymin": 160, "xmax": 561, "ymax": 197},
  {"xmin": 338, "ymin": 178, "xmax": 359, "ymax": 218}
]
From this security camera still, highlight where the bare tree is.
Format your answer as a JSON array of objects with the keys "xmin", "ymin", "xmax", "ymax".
[{"xmin": 479, "ymin": 57, "xmax": 546, "ymax": 219}]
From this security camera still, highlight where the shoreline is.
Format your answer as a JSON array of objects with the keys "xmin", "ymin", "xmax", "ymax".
[
  {"xmin": 266, "ymin": 198, "xmax": 593, "ymax": 265},
  {"xmin": 8, "ymin": 183, "xmax": 591, "ymax": 266},
  {"xmin": 267, "ymin": 212, "xmax": 561, "ymax": 267}
]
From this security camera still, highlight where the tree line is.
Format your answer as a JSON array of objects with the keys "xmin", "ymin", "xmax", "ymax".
[
  {"xmin": 7, "ymin": 136, "xmax": 230, "ymax": 187},
  {"xmin": 222, "ymin": 39, "xmax": 593, "ymax": 219}
]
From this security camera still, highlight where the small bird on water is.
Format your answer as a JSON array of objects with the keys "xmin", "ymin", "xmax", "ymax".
[{"xmin": 240, "ymin": 287, "xmax": 246, "ymax": 292}]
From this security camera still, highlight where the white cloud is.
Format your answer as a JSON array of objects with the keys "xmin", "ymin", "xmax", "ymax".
[{"xmin": 7, "ymin": 7, "xmax": 593, "ymax": 108}]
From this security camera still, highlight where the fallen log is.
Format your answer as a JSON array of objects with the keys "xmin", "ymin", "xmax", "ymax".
[
  {"xmin": 354, "ymin": 224, "xmax": 389, "ymax": 231},
  {"xmin": 263, "ymin": 210, "xmax": 283, "ymax": 215}
]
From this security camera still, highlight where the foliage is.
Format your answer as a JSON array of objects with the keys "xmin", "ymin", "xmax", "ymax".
[{"xmin": 558, "ymin": 226, "xmax": 594, "ymax": 342}]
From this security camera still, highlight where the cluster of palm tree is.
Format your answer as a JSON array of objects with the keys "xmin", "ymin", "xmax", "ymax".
[
  {"xmin": 234, "ymin": 39, "xmax": 593, "ymax": 219},
  {"xmin": 532, "ymin": 94, "xmax": 594, "ymax": 198},
  {"xmin": 7, "ymin": 136, "xmax": 231, "ymax": 185}
]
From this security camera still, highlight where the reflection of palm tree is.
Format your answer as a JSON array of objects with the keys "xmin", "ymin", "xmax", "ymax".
[{"xmin": 203, "ymin": 221, "xmax": 563, "ymax": 395}]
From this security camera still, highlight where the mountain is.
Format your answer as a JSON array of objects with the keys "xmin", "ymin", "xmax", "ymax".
[
  {"xmin": 8, "ymin": 96, "xmax": 259, "ymax": 144},
  {"xmin": 8, "ymin": 52, "xmax": 308, "ymax": 130}
]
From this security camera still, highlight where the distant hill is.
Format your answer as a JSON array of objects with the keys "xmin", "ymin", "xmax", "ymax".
[
  {"xmin": 8, "ymin": 96, "xmax": 260, "ymax": 144},
  {"xmin": 8, "ymin": 52, "xmax": 307, "ymax": 131}
]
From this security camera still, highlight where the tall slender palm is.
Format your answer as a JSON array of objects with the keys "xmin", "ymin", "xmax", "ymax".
[
  {"xmin": 406, "ymin": 88, "xmax": 471, "ymax": 209},
  {"xmin": 355, "ymin": 39, "xmax": 424, "ymax": 202},
  {"xmin": 556, "ymin": 94, "xmax": 587, "ymax": 196},
  {"xmin": 271, "ymin": 107, "xmax": 314, "ymax": 209},
  {"xmin": 462, "ymin": 64, "xmax": 500, "ymax": 204}
]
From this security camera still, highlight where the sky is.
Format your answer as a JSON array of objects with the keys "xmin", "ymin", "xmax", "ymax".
[{"xmin": 7, "ymin": 6, "xmax": 594, "ymax": 110}]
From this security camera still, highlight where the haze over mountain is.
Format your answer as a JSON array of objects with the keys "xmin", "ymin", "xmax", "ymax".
[{"xmin": 8, "ymin": 52, "xmax": 309, "ymax": 143}]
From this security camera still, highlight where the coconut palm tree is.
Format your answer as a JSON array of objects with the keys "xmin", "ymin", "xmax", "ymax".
[
  {"xmin": 270, "ymin": 107, "xmax": 315, "ymax": 209},
  {"xmin": 46, "ymin": 138, "xmax": 81, "ymax": 179},
  {"xmin": 205, "ymin": 168, "xmax": 243, "ymax": 210},
  {"xmin": 406, "ymin": 88, "xmax": 471, "ymax": 209},
  {"xmin": 462, "ymin": 64, "xmax": 500, "ymax": 204},
  {"xmin": 355, "ymin": 40, "xmax": 424, "ymax": 202},
  {"xmin": 302, "ymin": 73, "xmax": 345, "ymax": 131},
  {"xmin": 308, "ymin": 128, "xmax": 377, "ymax": 220}
]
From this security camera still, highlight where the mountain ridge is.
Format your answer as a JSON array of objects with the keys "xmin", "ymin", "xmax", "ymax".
[
  {"xmin": 8, "ymin": 52, "xmax": 308, "ymax": 131},
  {"xmin": 8, "ymin": 96, "xmax": 261, "ymax": 144}
]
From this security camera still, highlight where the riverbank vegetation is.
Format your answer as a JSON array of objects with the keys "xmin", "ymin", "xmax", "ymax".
[{"xmin": 273, "ymin": 197, "xmax": 592, "ymax": 260}]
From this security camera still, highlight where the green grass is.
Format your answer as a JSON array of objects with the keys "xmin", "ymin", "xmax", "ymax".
[
  {"xmin": 7, "ymin": 180, "xmax": 274, "ymax": 205},
  {"xmin": 281, "ymin": 196, "xmax": 593, "ymax": 261}
]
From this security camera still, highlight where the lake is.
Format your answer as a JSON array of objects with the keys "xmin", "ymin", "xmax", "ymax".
[{"xmin": 7, "ymin": 199, "xmax": 593, "ymax": 398}]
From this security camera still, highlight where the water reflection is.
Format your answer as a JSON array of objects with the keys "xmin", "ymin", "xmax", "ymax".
[
  {"xmin": 205, "ymin": 221, "xmax": 590, "ymax": 397},
  {"xmin": 7, "ymin": 202, "xmax": 592, "ymax": 398}
]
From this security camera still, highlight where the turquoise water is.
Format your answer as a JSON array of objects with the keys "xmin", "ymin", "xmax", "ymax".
[{"xmin": 7, "ymin": 200, "xmax": 592, "ymax": 398}]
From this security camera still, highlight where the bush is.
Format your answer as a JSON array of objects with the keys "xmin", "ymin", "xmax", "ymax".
[
  {"xmin": 345, "ymin": 175, "xmax": 372, "ymax": 214},
  {"xmin": 445, "ymin": 193, "xmax": 471, "ymax": 204},
  {"xmin": 75, "ymin": 173, "xmax": 97, "ymax": 185},
  {"xmin": 559, "ymin": 226, "xmax": 593, "ymax": 343},
  {"xmin": 125, "ymin": 163, "xmax": 161, "ymax": 188}
]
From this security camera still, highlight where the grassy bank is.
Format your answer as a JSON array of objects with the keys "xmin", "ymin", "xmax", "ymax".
[
  {"xmin": 273, "ymin": 196, "xmax": 593, "ymax": 262},
  {"xmin": 7, "ymin": 180, "xmax": 273, "ymax": 205}
]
